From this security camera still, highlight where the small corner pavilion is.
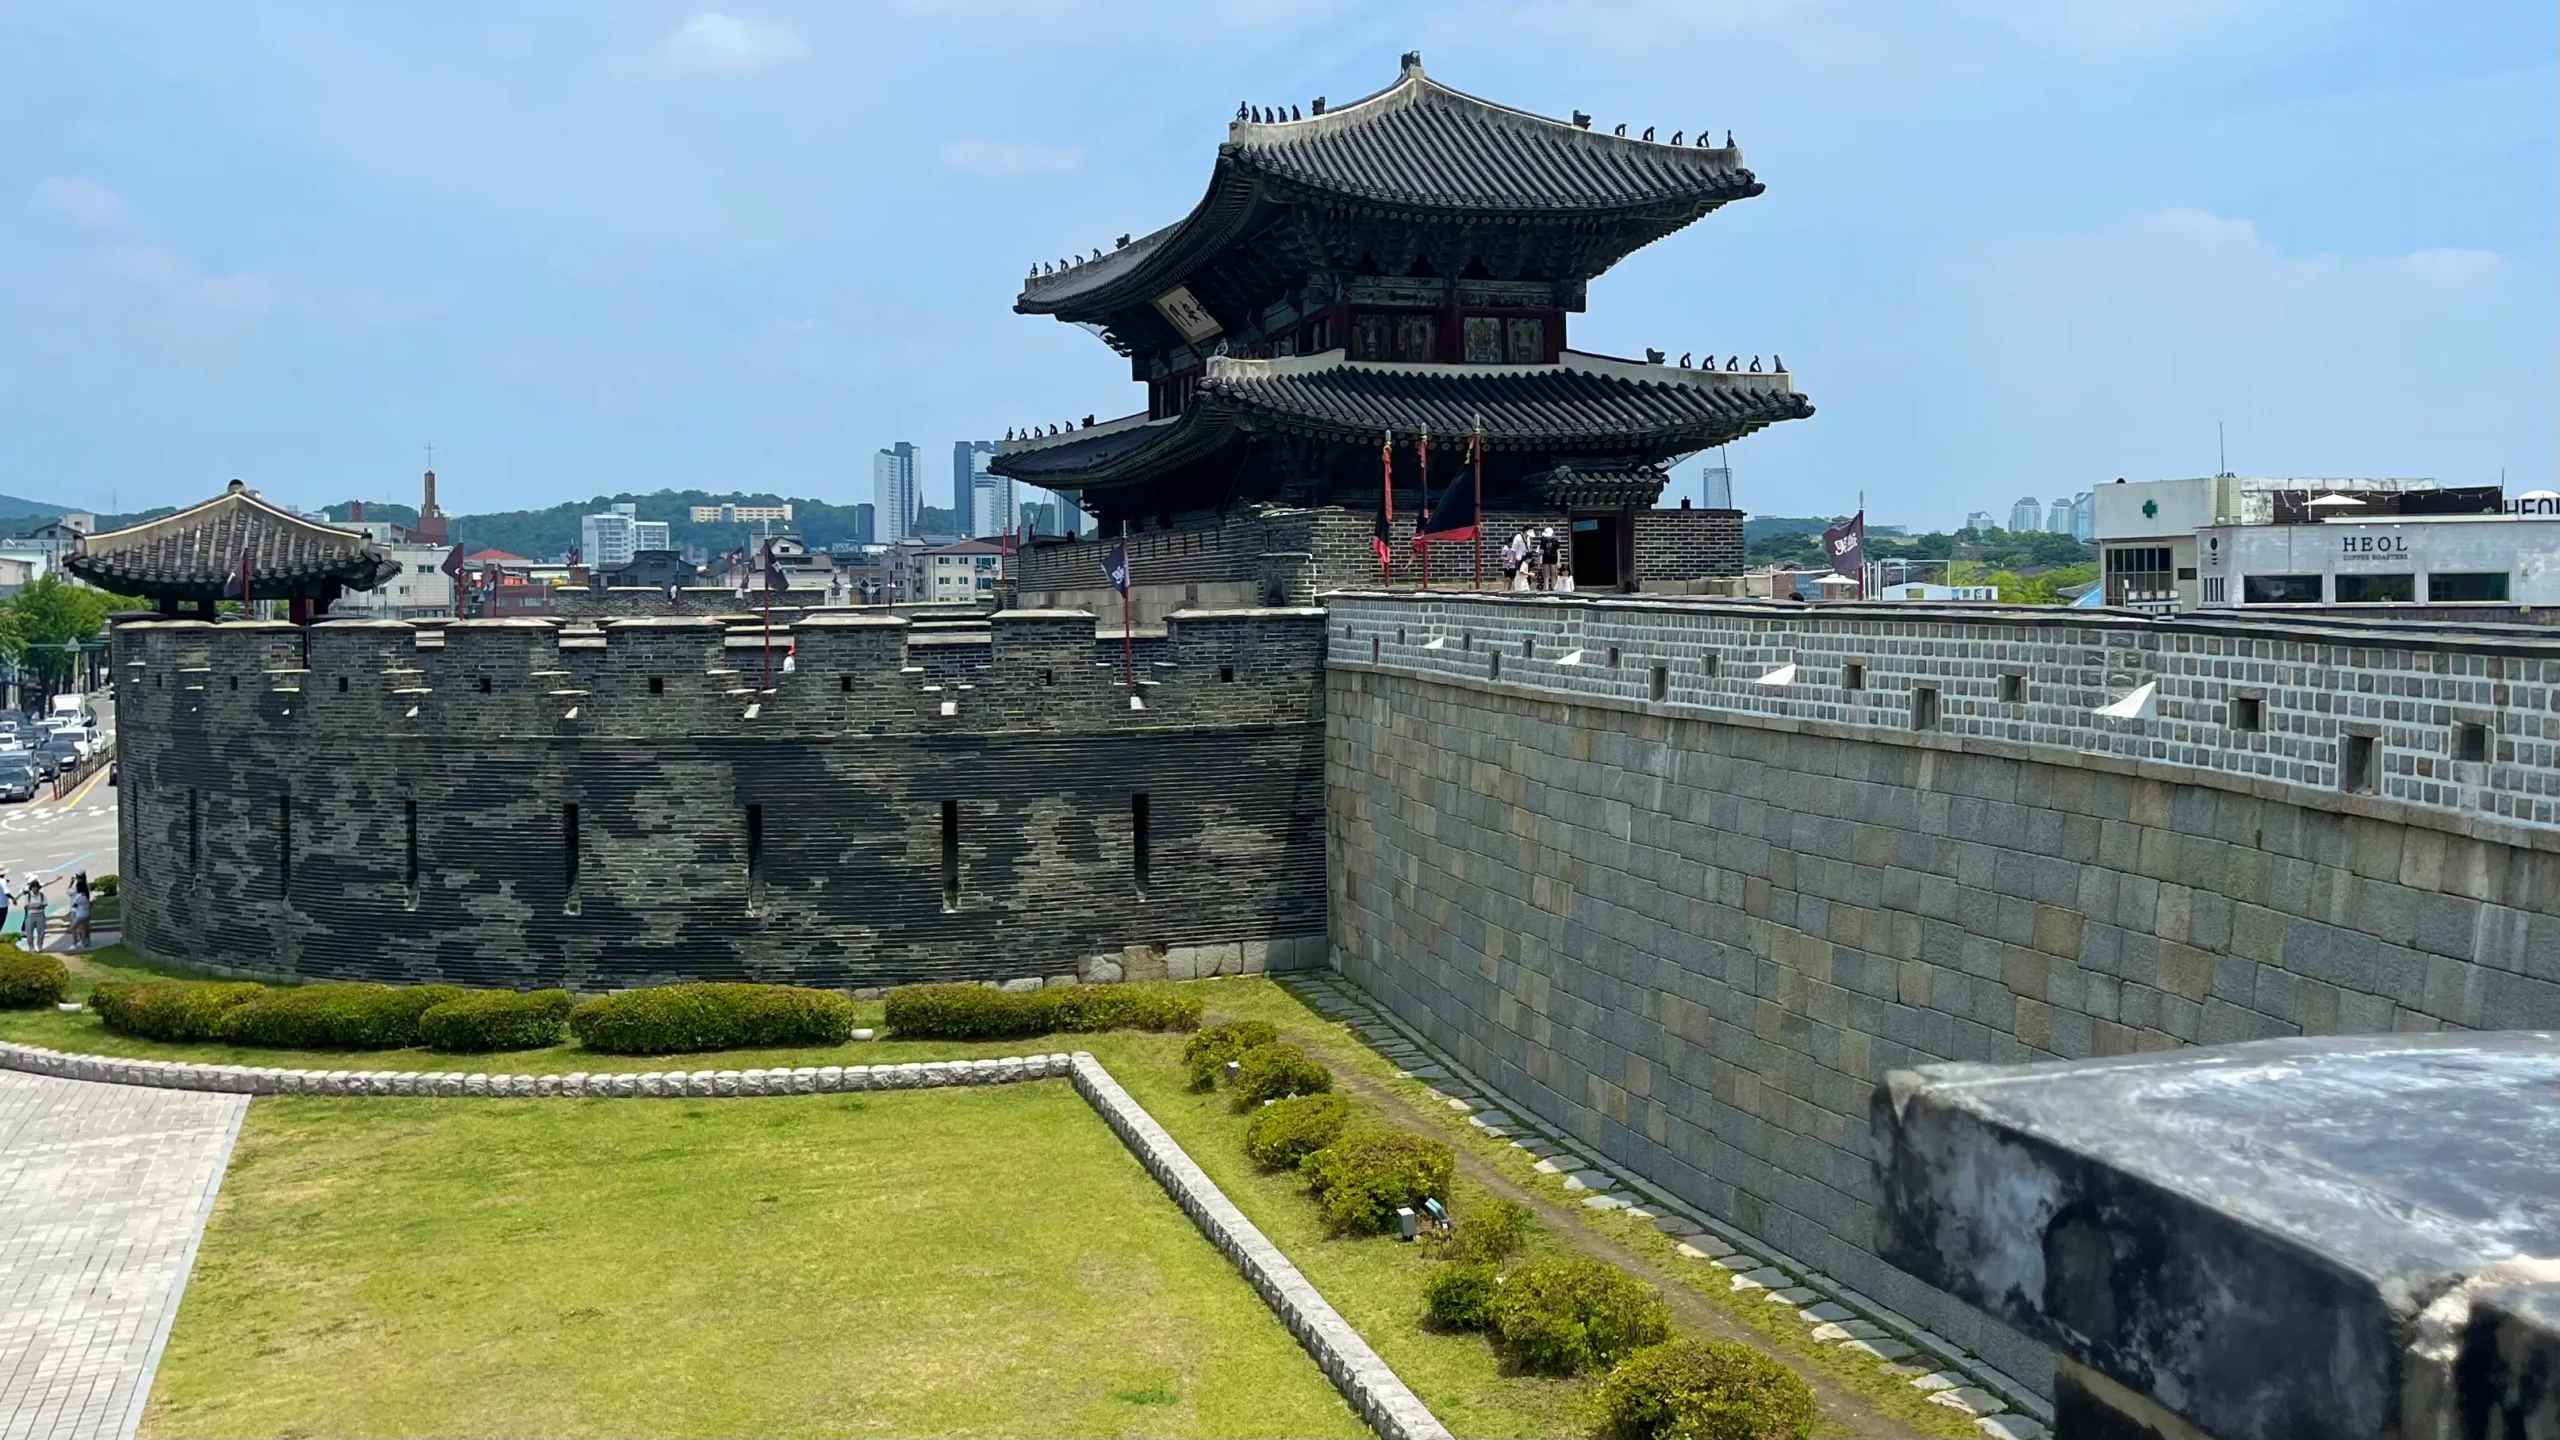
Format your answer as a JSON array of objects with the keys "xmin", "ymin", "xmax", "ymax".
[{"xmin": 64, "ymin": 479, "xmax": 402, "ymax": 621}]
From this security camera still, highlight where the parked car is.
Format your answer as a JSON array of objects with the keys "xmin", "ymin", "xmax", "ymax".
[{"xmin": 0, "ymin": 763, "xmax": 35, "ymax": 803}]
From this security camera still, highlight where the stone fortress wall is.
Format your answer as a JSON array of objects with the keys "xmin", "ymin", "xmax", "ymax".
[
  {"xmin": 1323, "ymin": 591, "xmax": 2560, "ymax": 1388},
  {"xmin": 110, "ymin": 608, "xmax": 1331, "ymax": 992}
]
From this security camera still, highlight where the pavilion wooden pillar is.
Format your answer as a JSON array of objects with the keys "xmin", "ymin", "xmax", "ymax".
[{"xmin": 288, "ymin": 591, "xmax": 313, "ymax": 625}]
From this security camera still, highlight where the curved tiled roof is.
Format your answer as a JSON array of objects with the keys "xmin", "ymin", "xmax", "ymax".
[
  {"xmin": 1203, "ymin": 350, "xmax": 1810, "ymax": 447},
  {"xmin": 65, "ymin": 480, "xmax": 402, "ymax": 599},
  {"xmin": 1017, "ymin": 59, "xmax": 1760, "ymax": 320},
  {"xmin": 1227, "ymin": 71, "xmax": 1755, "ymax": 213},
  {"xmin": 990, "ymin": 350, "xmax": 1811, "ymax": 491}
]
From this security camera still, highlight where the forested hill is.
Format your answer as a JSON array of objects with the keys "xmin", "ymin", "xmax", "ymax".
[{"xmin": 445, "ymin": 491, "xmax": 874, "ymax": 559}]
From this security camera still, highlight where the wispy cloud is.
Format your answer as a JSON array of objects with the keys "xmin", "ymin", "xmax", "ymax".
[
  {"xmin": 661, "ymin": 13, "xmax": 807, "ymax": 71},
  {"xmin": 29, "ymin": 176, "xmax": 134, "ymax": 230},
  {"xmin": 939, "ymin": 139, "xmax": 1083, "ymax": 176},
  {"xmin": 102, "ymin": 244, "xmax": 280, "ymax": 311}
]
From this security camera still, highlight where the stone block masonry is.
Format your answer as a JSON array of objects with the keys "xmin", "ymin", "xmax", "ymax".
[
  {"xmin": 111, "ymin": 608, "xmax": 1329, "ymax": 991},
  {"xmin": 1324, "ymin": 591, "xmax": 2560, "ymax": 1395}
]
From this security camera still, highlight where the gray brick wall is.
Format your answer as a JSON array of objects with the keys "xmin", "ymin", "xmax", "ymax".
[
  {"xmin": 1322, "ymin": 592, "xmax": 2560, "ymax": 1392},
  {"xmin": 113, "ymin": 609, "xmax": 1330, "ymax": 990},
  {"xmin": 1633, "ymin": 508, "xmax": 1745, "ymax": 581}
]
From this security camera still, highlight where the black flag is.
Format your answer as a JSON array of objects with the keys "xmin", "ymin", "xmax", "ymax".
[
  {"xmin": 1417, "ymin": 466, "xmax": 1479, "ymax": 543},
  {"xmin": 762, "ymin": 541, "xmax": 789, "ymax": 594},
  {"xmin": 1823, "ymin": 511, "xmax": 1865, "ymax": 579}
]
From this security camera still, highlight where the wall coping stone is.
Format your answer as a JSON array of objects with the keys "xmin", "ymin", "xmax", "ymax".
[
  {"xmin": 1329, "ymin": 591, "xmax": 2560, "ymax": 852},
  {"xmin": 1873, "ymin": 1032, "xmax": 2560, "ymax": 1440}
]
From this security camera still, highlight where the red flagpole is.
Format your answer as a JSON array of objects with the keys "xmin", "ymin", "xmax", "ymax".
[
  {"xmin": 1414, "ymin": 426, "xmax": 1431, "ymax": 592},
  {"xmin": 1379, "ymin": 430, "xmax": 1395, "ymax": 588},
  {"xmin": 1122, "ymin": 589, "xmax": 1134, "ymax": 691},
  {"xmin": 1471, "ymin": 424, "xmax": 1484, "ymax": 590}
]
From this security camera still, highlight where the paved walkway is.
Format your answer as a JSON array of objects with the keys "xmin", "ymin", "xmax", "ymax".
[{"xmin": 0, "ymin": 1071, "xmax": 245, "ymax": 1440}]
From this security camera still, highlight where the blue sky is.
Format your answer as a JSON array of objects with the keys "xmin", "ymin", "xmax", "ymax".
[{"xmin": 2, "ymin": 0, "xmax": 2551, "ymax": 526}]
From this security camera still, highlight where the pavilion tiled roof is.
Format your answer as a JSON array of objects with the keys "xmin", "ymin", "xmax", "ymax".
[
  {"xmin": 992, "ymin": 350, "xmax": 1810, "ymax": 490},
  {"xmin": 1202, "ymin": 350, "xmax": 1808, "ymax": 445},
  {"xmin": 64, "ymin": 480, "xmax": 401, "ymax": 600},
  {"xmin": 1017, "ymin": 58, "xmax": 1761, "ymax": 319}
]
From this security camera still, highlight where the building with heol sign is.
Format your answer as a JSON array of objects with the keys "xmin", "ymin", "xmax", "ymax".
[
  {"xmin": 993, "ymin": 53, "xmax": 1805, "ymax": 597},
  {"xmin": 2196, "ymin": 515, "xmax": 2560, "ymax": 606},
  {"xmin": 2090, "ymin": 474, "xmax": 2542, "ymax": 610}
]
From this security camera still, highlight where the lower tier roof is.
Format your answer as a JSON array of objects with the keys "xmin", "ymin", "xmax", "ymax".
[{"xmin": 993, "ymin": 349, "xmax": 1810, "ymax": 494}]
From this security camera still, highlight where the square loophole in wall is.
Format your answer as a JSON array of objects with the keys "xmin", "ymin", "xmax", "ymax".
[
  {"xmin": 2000, "ymin": 672, "xmax": 2025, "ymax": 704},
  {"xmin": 1842, "ymin": 661, "xmax": 1866, "ymax": 692},
  {"xmin": 2231, "ymin": 695, "xmax": 2264, "ymax": 732},
  {"xmin": 1649, "ymin": 663, "xmax": 1668, "ymax": 701},
  {"xmin": 1911, "ymin": 686, "xmax": 1940, "ymax": 730},
  {"xmin": 2340, "ymin": 733, "xmax": 2378, "ymax": 794},
  {"xmin": 1219, "ymin": 665, "xmax": 1235, "ymax": 684},
  {"xmin": 2456, "ymin": 721, "xmax": 2490, "ymax": 763}
]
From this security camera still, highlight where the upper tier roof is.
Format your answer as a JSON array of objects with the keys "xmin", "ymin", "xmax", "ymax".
[
  {"xmin": 66, "ymin": 479, "xmax": 402, "ymax": 600},
  {"xmin": 993, "ymin": 349, "xmax": 1810, "ymax": 490},
  {"xmin": 1016, "ymin": 56, "xmax": 1761, "ymax": 324}
]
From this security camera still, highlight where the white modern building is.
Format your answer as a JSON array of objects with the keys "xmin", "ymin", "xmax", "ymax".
[
  {"xmin": 2093, "ymin": 475, "xmax": 2551, "ymax": 610},
  {"xmin": 875, "ymin": 442, "xmax": 921, "ymax": 543},
  {"xmin": 2196, "ymin": 517, "xmax": 2560, "ymax": 607},
  {"xmin": 580, "ymin": 503, "xmax": 642, "ymax": 568},
  {"xmin": 1964, "ymin": 511, "xmax": 1996, "ymax": 533},
  {"xmin": 2069, "ymin": 492, "xmax": 2096, "ymax": 543},
  {"xmin": 689, "ymin": 503, "xmax": 793, "ymax": 524},
  {"xmin": 2007, "ymin": 496, "xmax": 2043, "ymax": 533},
  {"xmin": 632, "ymin": 519, "xmax": 672, "ymax": 552}
]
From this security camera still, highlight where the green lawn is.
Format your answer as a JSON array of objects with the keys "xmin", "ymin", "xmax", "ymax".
[
  {"xmin": 145, "ymin": 1082, "xmax": 1362, "ymax": 1440},
  {"xmin": 47, "ymin": 958, "xmax": 1970, "ymax": 1437}
]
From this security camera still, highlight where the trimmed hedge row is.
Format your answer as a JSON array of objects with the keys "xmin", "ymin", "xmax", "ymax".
[
  {"xmin": 570, "ymin": 983, "xmax": 857, "ymax": 1054},
  {"xmin": 1243, "ymin": 1092, "xmax": 1349, "ymax": 1170},
  {"xmin": 1301, "ymin": 1127, "xmax": 1454, "ymax": 1234},
  {"xmin": 1493, "ymin": 1256, "xmax": 1672, "ymax": 1376},
  {"xmin": 0, "ymin": 949, "xmax": 69, "ymax": 1009},
  {"xmin": 92, "ymin": 981, "xmax": 266, "ymax": 1041},
  {"xmin": 1184, "ymin": 1019, "xmax": 1279, "ymax": 1089},
  {"xmin": 1599, "ymin": 1338, "xmax": 1817, "ymax": 1440},
  {"xmin": 88, "ymin": 978, "xmax": 853, "ymax": 1056},
  {"xmin": 217, "ymin": 983, "xmax": 464, "ymax": 1049},
  {"xmin": 1231, "ymin": 1041, "xmax": 1332, "ymax": 1111},
  {"xmin": 419, "ymin": 989, "xmax": 575, "ymax": 1052},
  {"xmin": 883, "ymin": 982, "xmax": 1200, "ymax": 1041}
]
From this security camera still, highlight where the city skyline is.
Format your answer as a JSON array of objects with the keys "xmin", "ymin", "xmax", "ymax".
[{"xmin": 2, "ymin": 3, "xmax": 2550, "ymax": 530}]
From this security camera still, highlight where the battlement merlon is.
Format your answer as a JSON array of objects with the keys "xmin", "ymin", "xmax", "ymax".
[{"xmin": 107, "ymin": 607, "xmax": 1327, "ymax": 735}]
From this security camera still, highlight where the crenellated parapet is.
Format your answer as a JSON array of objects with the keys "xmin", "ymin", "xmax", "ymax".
[
  {"xmin": 108, "ymin": 606, "xmax": 1329, "ymax": 994},
  {"xmin": 114, "ymin": 606, "xmax": 1326, "ymax": 744}
]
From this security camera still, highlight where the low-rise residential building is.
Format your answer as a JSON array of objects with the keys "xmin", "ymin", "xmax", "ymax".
[
  {"xmin": 690, "ymin": 502, "xmax": 794, "ymax": 525},
  {"xmin": 921, "ymin": 538, "xmax": 1003, "ymax": 603}
]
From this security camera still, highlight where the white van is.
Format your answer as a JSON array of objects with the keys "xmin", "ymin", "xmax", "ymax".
[{"xmin": 48, "ymin": 694, "xmax": 94, "ymax": 726}]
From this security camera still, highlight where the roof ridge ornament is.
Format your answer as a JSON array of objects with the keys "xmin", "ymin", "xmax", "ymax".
[{"xmin": 1400, "ymin": 50, "xmax": 1423, "ymax": 78}]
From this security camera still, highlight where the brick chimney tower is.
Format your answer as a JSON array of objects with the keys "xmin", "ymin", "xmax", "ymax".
[{"xmin": 415, "ymin": 468, "xmax": 449, "ymax": 545}]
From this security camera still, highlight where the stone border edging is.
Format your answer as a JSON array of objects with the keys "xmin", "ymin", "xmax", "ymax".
[
  {"xmin": 0, "ymin": 1041, "xmax": 1073, "ymax": 1096},
  {"xmin": 1068, "ymin": 1052, "xmax": 1451, "ymax": 1440}
]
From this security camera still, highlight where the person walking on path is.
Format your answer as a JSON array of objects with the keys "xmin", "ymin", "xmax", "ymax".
[
  {"xmin": 22, "ymin": 877, "xmax": 47, "ymax": 952},
  {"xmin": 68, "ymin": 879, "xmax": 90, "ymax": 951}
]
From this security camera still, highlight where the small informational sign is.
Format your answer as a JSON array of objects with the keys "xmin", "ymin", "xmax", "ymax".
[{"xmin": 1151, "ymin": 285, "xmax": 1223, "ymax": 344}]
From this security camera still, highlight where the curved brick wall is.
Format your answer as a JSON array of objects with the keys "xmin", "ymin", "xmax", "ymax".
[{"xmin": 111, "ymin": 609, "xmax": 1328, "ymax": 990}]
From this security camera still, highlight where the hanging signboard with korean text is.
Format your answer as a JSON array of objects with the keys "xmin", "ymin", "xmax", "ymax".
[{"xmin": 1150, "ymin": 285, "xmax": 1223, "ymax": 345}]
